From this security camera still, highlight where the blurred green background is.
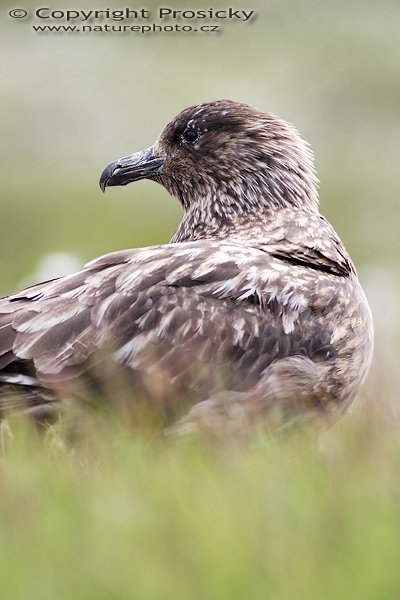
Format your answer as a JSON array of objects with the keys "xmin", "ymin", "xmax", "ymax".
[
  {"xmin": 1, "ymin": 1, "xmax": 400, "ymax": 597},
  {"xmin": 2, "ymin": 0, "xmax": 399, "ymax": 278}
]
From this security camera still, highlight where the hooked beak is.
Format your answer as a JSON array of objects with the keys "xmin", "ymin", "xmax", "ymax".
[{"xmin": 99, "ymin": 146, "xmax": 165, "ymax": 192}]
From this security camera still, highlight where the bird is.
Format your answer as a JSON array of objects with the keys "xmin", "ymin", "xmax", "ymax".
[{"xmin": 0, "ymin": 99, "xmax": 373, "ymax": 430}]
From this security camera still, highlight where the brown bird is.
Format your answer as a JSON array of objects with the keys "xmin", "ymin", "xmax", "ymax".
[{"xmin": 0, "ymin": 100, "xmax": 373, "ymax": 430}]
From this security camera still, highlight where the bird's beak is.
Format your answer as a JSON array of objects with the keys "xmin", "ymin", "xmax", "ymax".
[{"xmin": 99, "ymin": 146, "xmax": 165, "ymax": 192}]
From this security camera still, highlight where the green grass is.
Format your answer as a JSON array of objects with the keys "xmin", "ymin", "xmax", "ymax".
[{"xmin": 0, "ymin": 389, "xmax": 399, "ymax": 600}]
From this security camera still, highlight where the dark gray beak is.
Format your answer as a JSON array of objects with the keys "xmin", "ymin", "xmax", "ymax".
[{"xmin": 99, "ymin": 146, "xmax": 165, "ymax": 192}]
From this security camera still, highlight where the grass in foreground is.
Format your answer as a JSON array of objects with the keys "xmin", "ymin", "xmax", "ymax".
[{"xmin": 0, "ymin": 394, "xmax": 399, "ymax": 600}]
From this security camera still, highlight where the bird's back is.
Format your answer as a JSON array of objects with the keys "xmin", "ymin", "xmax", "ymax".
[{"xmin": 0, "ymin": 223, "xmax": 373, "ymax": 426}]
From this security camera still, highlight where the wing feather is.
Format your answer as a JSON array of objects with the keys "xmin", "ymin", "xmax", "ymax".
[{"xmin": 0, "ymin": 239, "xmax": 351, "ymax": 414}]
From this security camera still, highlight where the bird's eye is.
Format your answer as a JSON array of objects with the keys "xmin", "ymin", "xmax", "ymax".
[{"xmin": 182, "ymin": 128, "xmax": 199, "ymax": 144}]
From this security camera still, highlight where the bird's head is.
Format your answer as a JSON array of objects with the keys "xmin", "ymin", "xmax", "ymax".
[{"xmin": 99, "ymin": 99, "xmax": 319, "ymax": 220}]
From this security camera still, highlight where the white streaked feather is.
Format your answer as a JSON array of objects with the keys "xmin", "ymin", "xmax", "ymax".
[
  {"xmin": 114, "ymin": 333, "xmax": 153, "ymax": 363},
  {"xmin": 0, "ymin": 374, "xmax": 39, "ymax": 387},
  {"xmin": 282, "ymin": 313, "xmax": 296, "ymax": 334},
  {"xmin": 213, "ymin": 280, "xmax": 237, "ymax": 295},
  {"xmin": 237, "ymin": 287, "xmax": 256, "ymax": 301},
  {"xmin": 15, "ymin": 303, "xmax": 84, "ymax": 333}
]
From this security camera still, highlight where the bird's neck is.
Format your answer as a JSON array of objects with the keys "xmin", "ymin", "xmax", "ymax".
[
  {"xmin": 171, "ymin": 209, "xmax": 245, "ymax": 243},
  {"xmin": 169, "ymin": 159, "xmax": 320, "ymax": 243},
  {"xmin": 170, "ymin": 189, "xmax": 318, "ymax": 243}
]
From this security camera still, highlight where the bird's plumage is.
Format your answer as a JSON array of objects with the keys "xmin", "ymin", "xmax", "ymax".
[{"xmin": 0, "ymin": 100, "xmax": 373, "ymax": 428}]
